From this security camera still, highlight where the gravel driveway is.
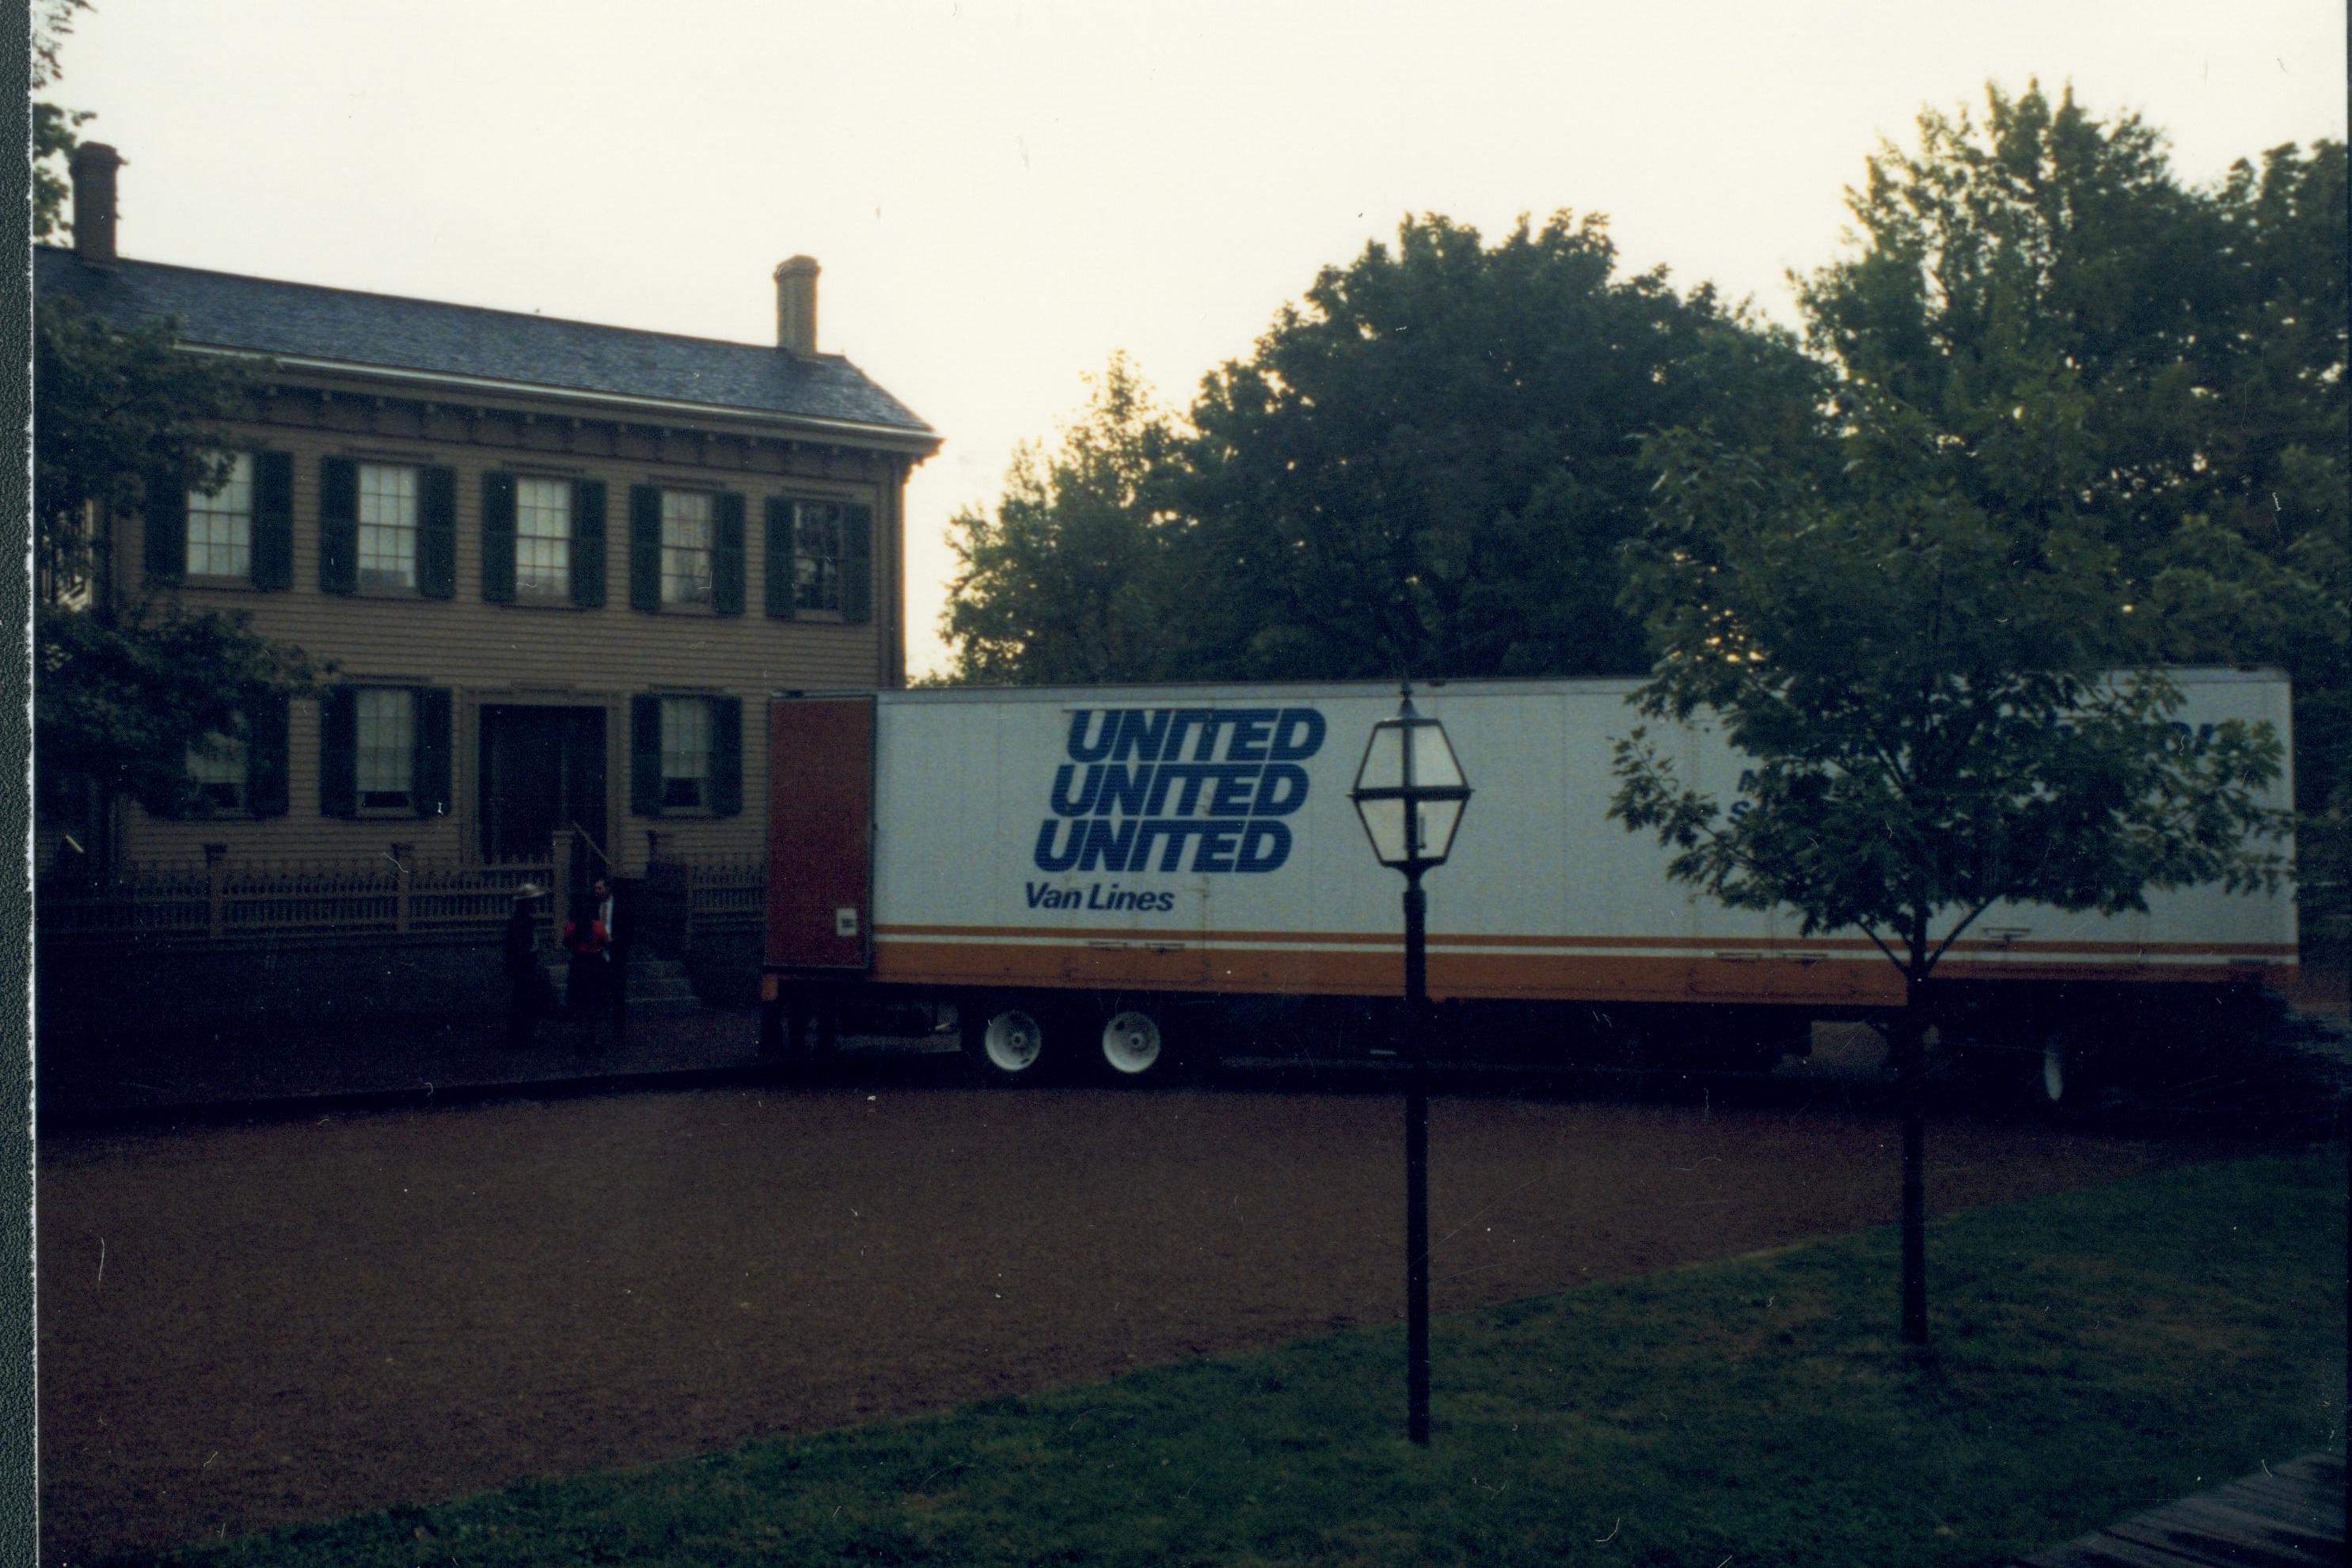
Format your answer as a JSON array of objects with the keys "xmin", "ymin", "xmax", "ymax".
[{"xmin": 39, "ymin": 1076, "xmax": 2217, "ymax": 1563}]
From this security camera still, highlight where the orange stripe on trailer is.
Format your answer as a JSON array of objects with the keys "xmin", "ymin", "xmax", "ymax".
[
  {"xmin": 870, "ymin": 938, "xmax": 2292, "ymax": 1006},
  {"xmin": 872, "ymin": 941, "xmax": 1893, "ymax": 1004},
  {"xmin": 871, "ymin": 923, "xmax": 2296, "ymax": 961}
]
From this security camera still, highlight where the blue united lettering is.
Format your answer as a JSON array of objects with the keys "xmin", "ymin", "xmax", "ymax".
[{"xmin": 1032, "ymin": 706, "xmax": 1326, "ymax": 875}]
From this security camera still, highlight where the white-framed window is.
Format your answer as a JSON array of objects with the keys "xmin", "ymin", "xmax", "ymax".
[
  {"xmin": 660, "ymin": 697, "xmax": 712, "ymax": 809},
  {"xmin": 187, "ymin": 452, "xmax": 253, "ymax": 579},
  {"xmin": 660, "ymin": 490, "xmax": 714, "ymax": 606},
  {"xmin": 357, "ymin": 463, "xmax": 420, "ymax": 590},
  {"xmin": 793, "ymin": 500, "xmax": 844, "ymax": 613},
  {"xmin": 516, "ymin": 477, "xmax": 572, "ymax": 598},
  {"xmin": 186, "ymin": 722, "xmax": 249, "ymax": 812},
  {"xmin": 355, "ymin": 689, "xmax": 415, "ymax": 812}
]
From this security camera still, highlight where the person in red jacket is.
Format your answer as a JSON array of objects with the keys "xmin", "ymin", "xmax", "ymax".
[{"xmin": 562, "ymin": 894, "xmax": 610, "ymax": 1046}]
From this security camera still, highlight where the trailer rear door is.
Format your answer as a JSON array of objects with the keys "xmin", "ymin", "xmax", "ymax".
[{"xmin": 766, "ymin": 695, "xmax": 875, "ymax": 971}]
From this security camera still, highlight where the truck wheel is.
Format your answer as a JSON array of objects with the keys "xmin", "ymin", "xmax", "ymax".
[
  {"xmin": 1100, "ymin": 1008, "xmax": 1168, "ymax": 1081},
  {"xmin": 967, "ymin": 1003, "xmax": 1050, "ymax": 1083},
  {"xmin": 2035, "ymin": 1027, "xmax": 2099, "ymax": 1117}
]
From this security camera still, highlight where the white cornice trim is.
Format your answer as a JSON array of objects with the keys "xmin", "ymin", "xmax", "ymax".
[{"xmin": 179, "ymin": 344, "xmax": 944, "ymax": 456}]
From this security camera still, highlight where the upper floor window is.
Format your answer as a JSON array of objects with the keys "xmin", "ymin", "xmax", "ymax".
[
  {"xmin": 355, "ymin": 688, "xmax": 416, "ymax": 812},
  {"xmin": 793, "ymin": 501, "xmax": 844, "ymax": 613},
  {"xmin": 763, "ymin": 495, "xmax": 871, "ymax": 623},
  {"xmin": 358, "ymin": 464, "xmax": 420, "ymax": 590},
  {"xmin": 515, "ymin": 478, "xmax": 573, "ymax": 598},
  {"xmin": 660, "ymin": 491, "xmax": 714, "ymax": 607},
  {"xmin": 186, "ymin": 454, "xmax": 253, "ymax": 579}
]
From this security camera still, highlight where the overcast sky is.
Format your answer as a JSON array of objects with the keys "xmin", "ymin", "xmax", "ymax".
[{"xmin": 50, "ymin": 1, "xmax": 2346, "ymax": 674}]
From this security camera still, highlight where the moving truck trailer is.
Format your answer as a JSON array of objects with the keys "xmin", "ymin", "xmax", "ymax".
[{"xmin": 761, "ymin": 673, "xmax": 2297, "ymax": 1104}]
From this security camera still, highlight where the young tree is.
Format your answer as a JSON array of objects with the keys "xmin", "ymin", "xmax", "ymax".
[
  {"xmin": 940, "ymin": 354, "xmax": 1185, "ymax": 684},
  {"xmin": 1173, "ymin": 212, "xmax": 1822, "ymax": 681},
  {"xmin": 1611, "ymin": 433, "xmax": 2290, "ymax": 1350}
]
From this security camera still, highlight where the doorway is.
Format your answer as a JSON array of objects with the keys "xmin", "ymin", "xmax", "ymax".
[{"xmin": 479, "ymin": 705, "xmax": 607, "ymax": 864}]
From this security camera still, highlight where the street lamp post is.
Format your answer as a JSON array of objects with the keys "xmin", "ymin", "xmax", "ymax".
[{"xmin": 1348, "ymin": 681, "xmax": 1471, "ymax": 1447}]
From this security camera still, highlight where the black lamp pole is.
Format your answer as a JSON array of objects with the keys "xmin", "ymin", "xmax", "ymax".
[
  {"xmin": 1403, "ymin": 860, "xmax": 1431, "ymax": 1446},
  {"xmin": 1350, "ymin": 680, "xmax": 1467, "ymax": 1450}
]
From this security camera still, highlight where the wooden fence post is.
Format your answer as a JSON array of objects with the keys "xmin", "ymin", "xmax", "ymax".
[
  {"xmin": 549, "ymin": 830, "xmax": 571, "ymax": 942},
  {"xmin": 390, "ymin": 842, "xmax": 413, "ymax": 933},
  {"xmin": 204, "ymin": 844, "xmax": 227, "ymax": 940}
]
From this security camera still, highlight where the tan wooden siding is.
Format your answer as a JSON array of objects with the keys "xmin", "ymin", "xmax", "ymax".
[{"xmin": 115, "ymin": 401, "xmax": 915, "ymax": 875}]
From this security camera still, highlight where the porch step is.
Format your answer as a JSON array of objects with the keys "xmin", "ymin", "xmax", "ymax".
[
  {"xmin": 538, "ymin": 953, "xmax": 703, "ymax": 1017},
  {"xmin": 625, "ymin": 956, "xmax": 702, "ymax": 1016}
]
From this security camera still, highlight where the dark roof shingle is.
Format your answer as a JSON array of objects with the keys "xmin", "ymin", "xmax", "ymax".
[{"xmin": 34, "ymin": 247, "xmax": 935, "ymax": 441}]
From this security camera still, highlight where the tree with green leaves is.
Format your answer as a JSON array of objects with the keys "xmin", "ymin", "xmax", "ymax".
[
  {"xmin": 35, "ymin": 302, "xmax": 322, "ymax": 829},
  {"xmin": 1172, "ymin": 212, "xmax": 1822, "ymax": 681},
  {"xmin": 1612, "ymin": 431, "xmax": 2290, "ymax": 1348},
  {"xmin": 1796, "ymin": 82, "xmax": 2346, "ymax": 953},
  {"xmin": 940, "ymin": 353, "xmax": 1185, "ymax": 685}
]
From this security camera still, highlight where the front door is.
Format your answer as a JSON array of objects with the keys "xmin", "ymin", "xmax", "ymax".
[{"xmin": 480, "ymin": 705, "xmax": 607, "ymax": 864}]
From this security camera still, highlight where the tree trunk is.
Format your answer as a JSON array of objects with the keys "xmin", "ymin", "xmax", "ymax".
[{"xmin": 1889, "ymin": 985, "xmax": 1930, "ymax": 1348}]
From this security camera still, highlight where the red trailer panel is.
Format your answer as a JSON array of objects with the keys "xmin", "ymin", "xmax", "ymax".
[{"xmin": 765, "ymin": 696, "xmax": 875, "ymax": 971}]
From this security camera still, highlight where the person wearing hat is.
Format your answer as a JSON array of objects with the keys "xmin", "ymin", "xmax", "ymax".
[{"xmin": 503, "ymin": 883, "xmax": 549, "ymax": 1048}]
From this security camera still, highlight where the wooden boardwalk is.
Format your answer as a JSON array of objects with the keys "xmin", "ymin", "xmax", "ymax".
[{"xmin": 2017, "ymin": 1452, "xmax": 2345, "ymax": 1566}]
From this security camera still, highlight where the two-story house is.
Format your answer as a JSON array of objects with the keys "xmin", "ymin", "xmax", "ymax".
[{"xmin": 39, "ymin": 143, "xmax": 938, "ymax": 893}]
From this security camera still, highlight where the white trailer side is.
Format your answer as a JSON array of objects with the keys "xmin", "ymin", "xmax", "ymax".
[{"xmin": 763, "ymin": 670, "xmax": 2296, "ymax": 1091}]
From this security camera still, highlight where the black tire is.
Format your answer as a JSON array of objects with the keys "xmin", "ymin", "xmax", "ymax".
[
  {"xmin": 964, "ymin": 997, "xmax": 1054, "ymax": 1084},
  {"xmin": 1097, "ymin": 1004, "xmax": 1173, "ymax": 1084},
  {"xmin": 2032, "ymin": 1025, "xmax": 2101, "ymax": 1118}
]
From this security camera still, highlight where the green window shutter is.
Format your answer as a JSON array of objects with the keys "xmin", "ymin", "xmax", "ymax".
[
  {"xmin": 764, "ymin": 497, "xmax": 796, "ymax": 619},
  {"xmin": 246, "ymin": 691, "xmax": 291, "ymax": 818},
  {"xmin": 418, "ymin": 466, "xmax": 457, "ymax": 598},
  {"xmin": 480, "ymin": 472, "xmax": 517, "ymax": 603},
  {"xmin": 252, "ymin": 451, "xmax": 294, "ymax": 590},
  {"xmin": 145, "ymin": 478, "xmax": 187, "ymax": 585},
  {"xmin": 573, "ymin": 480, "xmax": 607, "ymax": 607},
  {"xmin": 319, "ymin": 457, "xmax": 358, "ymax": 594},
  {"xmin": 414, "ymin": 687, "xmax": 453, "ymax": 817},
  {"xmin": 842, "ymin": 503, "xmax": 874, "ymax": 625},
  {"xmin": 710, "ymin": 696, "xmax": 743, "ymax": 817},
  {"xmin": 319, "ymin": 687, "xmax": 358, "ymax": 817},
  {"xmin": 629, "ymin": 485, "xmax": 662, "ymax": 613},
  {"xmin": 714, "ymin": 492, "xmax": 746, "ymax": 615},
  {"xmin": 629, "ymin": 694, "xmax": 664, "ymax": 817}
]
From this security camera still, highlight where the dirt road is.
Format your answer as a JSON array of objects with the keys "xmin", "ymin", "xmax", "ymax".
[{"xmin": 39, "ymin": 1078, "xmax": 2217, "ymax": 1563}]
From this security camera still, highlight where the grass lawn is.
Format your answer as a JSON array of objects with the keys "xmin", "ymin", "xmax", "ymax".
[{"xmin": 136, "ymin": 1148, "xmax": 2344, "ymax": 1567}]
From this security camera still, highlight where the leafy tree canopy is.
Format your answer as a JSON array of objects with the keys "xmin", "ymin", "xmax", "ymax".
[
  {"xmin": 1174, "ymin": 212, "xmax": 1822, "ymax": 681},
  {"xmin": 1792, "ymin": 80, "xmax": 2346, "ymax": 943},
  {"xmin": 40, "ymin": 604, "xmax": 317, "ymax": 817},
  {"xmin": 1612, "ymin": 431, "xmax": 2289, "ymax": 977},
  {"xmin": 940, "ymin": 354, "xmax": 1184, "ymax": 685},
  {"xmin": 36, "ymin": 272, "xmax": 321, "ymax": 822},
  {"xmin": 36, "ymin": 300, "xmax": 255, "ymax": 596},
  {"xmin": 938, "ymin": 214, "xmax": 1822, "ymax": 686}
]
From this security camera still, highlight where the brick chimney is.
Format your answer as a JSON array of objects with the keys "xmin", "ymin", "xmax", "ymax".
[
  {"xmin": 773, "ymin": 256, "xmax": 819, "ymax": 355},
  {"xmin": 70, "ymin": 142, "xmax": 123, "ymax": 266}
]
